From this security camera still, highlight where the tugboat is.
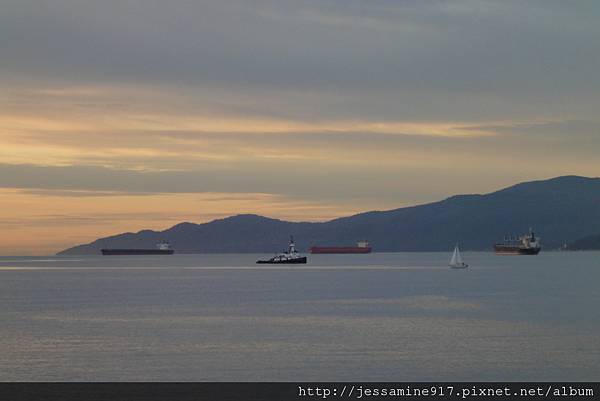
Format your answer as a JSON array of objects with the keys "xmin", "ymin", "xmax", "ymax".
[
  {"xmin": 257, "ymin": 236, "xmax": 307, "ymax": 264},
  {"xmin": 101, "ymin": 240, "xmax": 175, "ymax": 255},
  {"xmin": 494, "ymin": 229, "xmax": 541, "ymax": 255}
]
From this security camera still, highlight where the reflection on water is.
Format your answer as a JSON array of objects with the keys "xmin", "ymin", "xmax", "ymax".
[{"xmin": 1, "ymin": 252, "xmax": 599, "ymax": 381}]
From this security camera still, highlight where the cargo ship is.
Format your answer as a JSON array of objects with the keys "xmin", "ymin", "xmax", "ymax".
[
  {"xmin": 494, "ymin": 229, "xmax": 541, "ymax": 255},
  {"xmin": 101, "ymin": 241, "xmax": 174, "ymax": 255},
  {"xmin": 310, "ymin": 240, "xmax": 372, "ymax": 254}
]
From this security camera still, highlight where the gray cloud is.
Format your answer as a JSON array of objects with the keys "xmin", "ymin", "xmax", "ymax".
[
  {"xmin": 463, "ymin": 120, "xmax": 600, "ymax": 138},
  {"xmin": 0, "ymin": 160, "xmax": 481, "ymax": 207},
  {"xmin": 0, "ymin": 211, "xmax": 200, "ymax": 228},
  {"xmin": 2, "ymin": 1, "xmax": 599, "ymax": 122},
  {"xmin": 19, "ymin": 189, "xmax": 160, "ymax": 197}
]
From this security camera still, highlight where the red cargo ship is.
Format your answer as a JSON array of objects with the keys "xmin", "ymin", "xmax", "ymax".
[{"xmin": 310, "ymin": 240, "xmax": 372, "ymax": 254}]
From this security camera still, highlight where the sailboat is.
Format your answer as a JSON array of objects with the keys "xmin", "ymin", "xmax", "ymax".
[{"xmin": 449, "ymin": 244, "xmax": 468, "ymax": 269}]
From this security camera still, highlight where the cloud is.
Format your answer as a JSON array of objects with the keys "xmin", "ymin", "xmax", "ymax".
[
  {"xmin": 2, "ymin": 1, "xmax": 599, "ymax": 111},
  {"xmin": 462, "ymin": 120, "xmax": 600, "ymax": 139},
  {"xmin": 19, "ymin": 189, "xmax": 160, "ymax": 198}
]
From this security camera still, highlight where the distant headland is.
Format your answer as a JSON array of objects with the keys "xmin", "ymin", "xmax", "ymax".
[{"xmin": 58, "ymin": 175, "xmax": 600, "ymax": 255}]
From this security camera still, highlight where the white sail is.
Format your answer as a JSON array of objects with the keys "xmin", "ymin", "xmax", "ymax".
[
  {"xmin": 449, "ymin": 244, "xmax": 466, "ymax": 268},
  {"xmin": 455, "ymin": 246, "xmax": 463, "ymax": 264},
  {"xmin": 450, "ymin": 246, "xmax": 459, "ymax": 265}
]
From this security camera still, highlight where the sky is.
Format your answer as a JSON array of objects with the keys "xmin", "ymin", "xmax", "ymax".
[{"xmin": 1, "ymin": 0, "xmax": 600, "ymax": 254}]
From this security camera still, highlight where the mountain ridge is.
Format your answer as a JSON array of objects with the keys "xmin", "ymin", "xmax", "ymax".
[{"xmin": 58, "ymin": 175, "xmax": 600, "ymax": 255}]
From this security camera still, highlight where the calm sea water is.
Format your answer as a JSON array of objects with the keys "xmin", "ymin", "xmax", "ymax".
[{"xmin": 1, "ymin": 252, "xmax": 599, "ymax": 381}]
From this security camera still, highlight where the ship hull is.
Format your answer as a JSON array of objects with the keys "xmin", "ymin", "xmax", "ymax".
[
  {"xmin": 310, "ymin": 246, "xmax": 372, "ymax": 254},
  {"xmin": 101, "ymin": 249, "xmax": 175, "ymax": 255},
  {"xmin": 256, "ymin": 257, "xmax": 307, "ymax": 264},
  {"xmin": 493, "ymin": 245, "xmax": 540, "ymax": 255}
]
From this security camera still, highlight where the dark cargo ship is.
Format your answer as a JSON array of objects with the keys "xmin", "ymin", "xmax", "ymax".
[
  {"xmin": 101, "ymin": 241, "xmax": 174, "ymax": 255},
  {"xmin": 494, "ymin": 229, "xmax": 541, "ymax": 255},
  {"xmin": 310, "ymin": 240, "xmax": 372, "ymax": 254}
]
